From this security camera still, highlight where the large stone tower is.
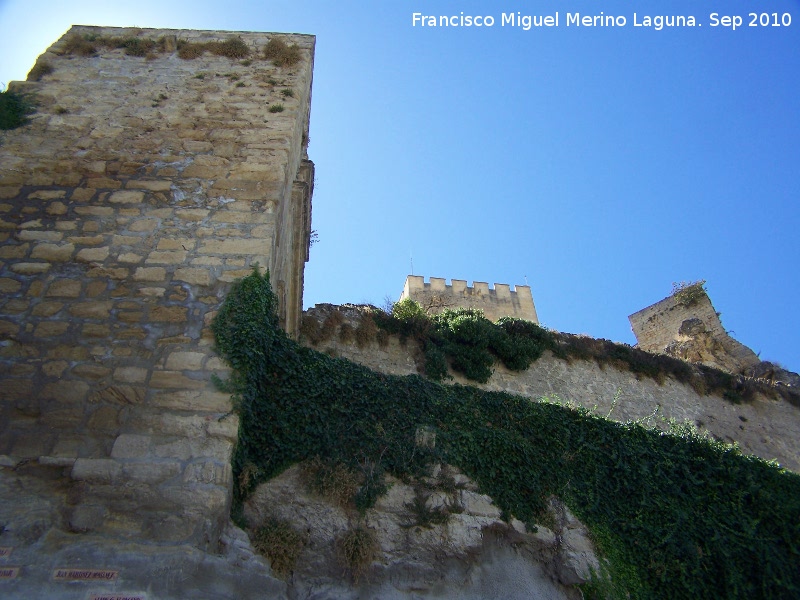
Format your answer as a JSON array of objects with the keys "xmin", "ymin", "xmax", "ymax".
[{"xmin": 0, "ymin": 26, "xmax": 313, "ymax": 596}]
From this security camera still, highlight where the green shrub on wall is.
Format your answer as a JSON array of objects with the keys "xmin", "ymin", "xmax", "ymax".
[
  {"xmin": 371, "ymin": 298, "xmax": 799, "ymax": 407},
  {"xmin": 214, "ymin": 270, "xmax": 800, "ymax": 599},
  {"xmin": 0, "ymin": 89, "xmax": 35, "ymax": 130}
]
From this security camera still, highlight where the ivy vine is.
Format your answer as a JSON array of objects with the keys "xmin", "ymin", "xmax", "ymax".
[{"xmin": 214, "ymin": 270, "xmax": 800, "ymax": 599}]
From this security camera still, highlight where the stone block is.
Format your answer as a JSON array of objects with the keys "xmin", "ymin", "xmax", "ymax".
[
  {"xmin": 46, "ymin": 201, "xmax": 68, "ymax": 215},
  {"xmin": 70, "ymin": 187, "xmax": 95, "ymax": 202},
  {"xmin": 134, "ymin": 267, "xmax": 166, "ymax": 282},
  {"xmin": 47, "ymin": 345, "xmax": 90, "ymax": 360},
  {"xmin": 111, "ymin": 434, "xmax": 152, "ymax": 459},
  {"xmin": 74, "ymin": 206, "xmax": 114, "ymax": 216},
  {"xmin": 40, "ymin": 405, "xmax": 84, "ymax": 428},
  {"xmin": 68, "ymin": 504, "xmax": 107, "ymax": 533},
  {"xmin": 174, "ymin": 268, "xmax": 213, "ymax": 286},
  {"xmin": 182, "ymin": 461, "xmax": 231, "ymax": 485},
  {"xmin": 123, "ymin": 461, "xmax": 182, "ymax": 484},
  {"xmin": 138, "ymin": 287, "xmax": 165, "ymax": 297},
  {"xmin": 0, "ymin": 186, "xmax": 21, "ymax": 199},
  {"xmin": 28, "ymin": 190, "xmax": 66, "ymax": 200},
  {"xmin": 89, "ymin": 384, "xmax": 146, "ymax": 405},
  {"xmin": 129, "ymin": 218, "xmax": 159, "ymax": 232},
  {"xmin": 33, "ymin": 321, "xmax": 70, "ymax": 337},
  {"xmin": 87, "ymin": 265, "xmax": 129, "ymax": 279},
  {"xmin": 149, "ymin": 371, "xmax": 206, "ymax": 390},
  {"xmin": 127, "ymin": 179, "xmax": 172, "ymax": 192},
  {"xmin": 87, "ymin": 405, "xmax": 121, "ymax": 431},
  {"xmin": 76, "ymin": 246, "xmax": 110, "ymax": 262},
  {"xmin": 16, "ymin": 230, "xmax": 63, "ymax": 242},
  {"xmin": 85, "ymin": 177, "xmax": 122, "ymax": 189},
  {"xmin": 72, "ymin": 363, "xmax": 112, "ymax": 379},
  {"xmin": 11, "ymin": 434, "xmax": 54, "ymax": 458},
  {"xmin": 46, "ymin": 279, "xmax": 82, "ymax": 297},
  {"xmin": 460, "ymin": 490, "xmax": 502, "ymax": 519},
  {"xmin": 114, "ymin": 366, "xmax": 148, "ymax": 383},
  {"xmin": 151, "ymin": 389, "xmax": 231, "ymax": 412},
  {"xmin": 156, "ymin": 237, "xmax": 193, "ymax": 251},
  {"xmin": 0, "ymin": 320, "xmax": 20, "ymax": 336},
  {"xmin": 2, "ymin": 299, "xmax": 29, "ymax": 313},
  {"xmin": 68, "ymin": 235, "xmax": 106, "ymax": 245},
  {"xmin": 118, "ymin": 252, "xmax": 143, "ymax": 263},
  {"xmin": 31, "ymin": 242, "xmax": 75, "ymax": 261},
  {"xmin": 41, "ymin": 381, "xmax": 90, "ymax": 403},
  {"xmin": 10, "ymin": 262, "xmax": 51, "ymax": 275},
  {"xmin": 42, "ymin": 360, "xmax": 69, "ymax": 377},
  {"xmin": 83, "ymin": 323, "xmax": 111, "ymax": 337},
  {"xmin": 71, "ymin": 458, "xmax": 122, "ymax": 482},
  {"xmin": 113, "ymin": 234, "xmax": 141, "ymax": 246},
  {"xmin": 0, "ymin": 243, "xmax": 29, "ymax": 258},
  {"xmin": 145, "ymin": 250, "xmax": 187, "ymax": 264},
  {"xmin": 150, "ymin": 306, "xmax": 187, "ymax": 322},
  {"xmin": 200, "ymin": 238, "xmax": 266, "ymax": 255},
  {"xmin": 0, "ymin": 277, "xmax": 22, "ymax": 293},
  {"xmin": 175, "ymin": 209, "xmax": 210, "ymax": 221},
  {"xmin": 165, "ymin": 351, "xmax": 207, "ymax": 371},
  {"xmin": 109, "ymin": 190, "xmax": 145, "ymax": 204},
  {"xmin": 69, "ymin": 301, "xmax": 113, "ymax": 319},
  {"xmin": 206, "ymin": 415, "xmax": 240, "ymax": 441}
]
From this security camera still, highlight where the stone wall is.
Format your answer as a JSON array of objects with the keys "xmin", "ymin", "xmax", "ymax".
[
  {"xmin": 629, "ymin": 291, "xmax": 760, "ymax": 374},
  {"xmin": 0, "ymin": 23, "xmax": 314, "ymax": 586},
  {"xmin": 400, "ymin": 275, "xmax": 538, "ymax": 323},
  {"xmin": 303, "ymin": 304, "xmax": 800, "ymax": 474}
]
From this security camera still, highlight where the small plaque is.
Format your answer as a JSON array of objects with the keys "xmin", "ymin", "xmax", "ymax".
[
  {"xmin": 90, "ymin": 595, "xmax": 146, "ymax": 600},
  {"xmin": 0, "ymin": 567, "xmax": 20, "ymax": 579},
  {"xmin": 0, "ymin": 547, "xmax": 12, "ymax": 559},
  {"xmin": 53, "ymin": 568, "xmax": 119, "ymax": 582}
]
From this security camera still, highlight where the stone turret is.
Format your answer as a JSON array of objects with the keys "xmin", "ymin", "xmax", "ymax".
[{"xmin": 400, "ymin": 275, "xmax": 538, "ymax": 323}]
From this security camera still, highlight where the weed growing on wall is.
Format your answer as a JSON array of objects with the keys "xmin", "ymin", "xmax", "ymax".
[
  {"xmin": 251, "ymin": 516, "xmax": 305, "ymax": 578},
  {"xmin": 27, "ymin": 62, "xmax": 53, "ymax": 81},
  {"xmin": 0, "ymin": 89, "xmax": 35, "ymax": 130},
  {"xmin": 214, "ymin": 270, "xmax": 800, "ymax": 599},
  {"xmin": 672, "ymin": 279, "xmax": 708, "ymax": 307},
  {"xmin": 338, "ymin": 525, "xmax": 378, "ymax": 583},
  {"xmin": 263, "ymin": 37, "xmax": 303, "ymax": 67}
]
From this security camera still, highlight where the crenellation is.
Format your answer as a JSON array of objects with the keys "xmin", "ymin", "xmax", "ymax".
[{"xmin": 399, "ymin": 275, "xmax": 539, "ymax": 323}]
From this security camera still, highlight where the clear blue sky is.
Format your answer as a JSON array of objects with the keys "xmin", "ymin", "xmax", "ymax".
[{"xmin": 2, "ymin": 0, "xmax": 798, "ymax": 371}]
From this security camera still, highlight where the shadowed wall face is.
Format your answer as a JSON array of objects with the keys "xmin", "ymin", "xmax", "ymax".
[{"xmin": 0, "ymin": 25, "xmax": 314, "ymax": 547}]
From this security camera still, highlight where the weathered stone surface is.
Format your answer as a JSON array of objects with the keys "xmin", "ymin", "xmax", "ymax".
[
  {"xmin": 76, "ymin": 246, "xmax": 111, "ymax": 262},
  {"xmin": 165, "ymin": 351, "xmax": 206, "ymax": 371},
  {"xmin": 133, "ymin": 266, "xmax": 166, "ymax": 281},
  {"xmin": 244, "ymin": 465, "xmax": 589, "ymax": 599},
  {"xmin": 174, "ymin": 268, "xmax": 213, "ymax": 286},
  {"xmin": 151, "ymin": 389, "xmax": 231, "ymax": 412},
  {"xmin": 30, "ymin": 242, "xmax": 75, "ymax": 261},
  {"xmin": 71, "ymin": 458, "xmax": 122, "ymax": 482},
  {"xmin": 111, "ymin": 434, "xmax": 153, "ymax": 459},
  {"xmin": 46, "ymin": 279, "xmax": 82, "ymax": 297},
  {"xmin": 304, "ymin": 305, "xmax": 800, "ymax": 473},
  {"xmin": 10, "ymin": 262, "xmax": 51, "ymax": 274},
  {"xmin": 0, "ymin": 23, "xmax": 315, "ymax": 599},
  {"xmin": 0, "ymin": 277, "xmax": 22, "ymax": 293},
  {"xmin": 68, "ymin": 301, "xmax": 113, "ymax": 319},
  {"xmin": 109, "ymin": 190, "xmax": 145, "ymax": 204},
  {"xmin": 200, "ymin": 238, "xmax": 267, "ymax": 255}
]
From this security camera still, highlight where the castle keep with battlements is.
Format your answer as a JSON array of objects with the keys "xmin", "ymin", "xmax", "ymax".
[{"xmin": 400, "ymin": 275, "xmax": 538, "ymax": 323}]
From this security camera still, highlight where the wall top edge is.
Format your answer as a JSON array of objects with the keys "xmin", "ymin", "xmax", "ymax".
[
  {"xmin": 404, "ymin": 274, "xmax": 531, "ymax": 293},
  {"xmin": 67, "ymin": 24, "xmax": 316, "ymax": 44}
]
